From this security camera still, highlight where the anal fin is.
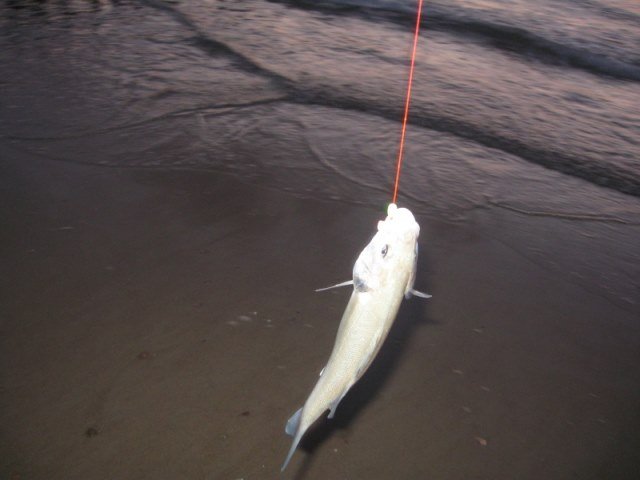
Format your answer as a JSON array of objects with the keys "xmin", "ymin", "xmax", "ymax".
[{"xmin": 327, "ymin": 385, "xmax": 352, "ymax": 419}]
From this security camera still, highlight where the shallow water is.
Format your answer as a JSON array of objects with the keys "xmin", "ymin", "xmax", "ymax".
[{"xmin": 1, "ymin": 0, "xmax": 639, "ymax": 311}]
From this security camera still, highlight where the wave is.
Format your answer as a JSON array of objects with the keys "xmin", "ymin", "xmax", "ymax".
[
  {"xmin": 424, "ymin": 17, "xmax": 640, "ymax": 82},
  {"xmin": 265, "ymin": 0, "xmax": 640, "ymax": 82},
  {"xmin": 571, "ymin": 0, "xmax": 640, "ymax": 23},
  {"xmin": 138, "ymin": 0, "xmax": 640, "ymax": 197},
  {"xmin": 290, "ymin": 89, "xmax": 640, "ymax": 197}
]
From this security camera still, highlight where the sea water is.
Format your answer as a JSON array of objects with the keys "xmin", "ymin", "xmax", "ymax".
[{"xmin": 1, "ymin": 0, "xmax": 639, "ymax": 313}]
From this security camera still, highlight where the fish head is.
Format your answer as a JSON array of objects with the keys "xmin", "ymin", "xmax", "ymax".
[{"xmin": 353, "ymin": 203, "xmax": 420, "ymax": 292}]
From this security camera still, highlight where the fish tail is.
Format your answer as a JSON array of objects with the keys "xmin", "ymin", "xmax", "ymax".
[
  {"xmin": 282, "ymin": 407, "xmax": 304, "ymax": 471},
  {"xmin": 285, "ymin": 407, "xmax": 302, "ymax": 436},
  {"xmin": 281, "ymin": 429, "xmax": 304, "ymax": 472}
]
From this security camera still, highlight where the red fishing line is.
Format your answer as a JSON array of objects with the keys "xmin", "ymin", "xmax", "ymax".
[{"xmin": 392, "ymin": 0, "xmax": 424, "ymax": 204}]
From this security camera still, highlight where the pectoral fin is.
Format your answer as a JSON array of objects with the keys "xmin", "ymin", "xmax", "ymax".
[
  {"xmin": 406, "ymin": 289, "xmax": 432, "ymax": 299},
  {"xmin": 405, "ymin": 245, "xmax": 431, "ymax": 299},
  {"xmin": 315, "ymin": 280, "xmax": 353, "ymax": 292}
]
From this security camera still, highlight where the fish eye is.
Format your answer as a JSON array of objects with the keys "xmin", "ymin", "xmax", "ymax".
[{"xmin": 381, "ymin": 245, "xmax": 389, "ymax": 257}]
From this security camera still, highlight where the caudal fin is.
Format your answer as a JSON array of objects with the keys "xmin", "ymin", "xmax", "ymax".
[
  {"xmin": 282, "ymin": 407, "xmax": 303, "ymax": 471},
  {"xmin": 282, "ymin": 429, "xmax": 304, "ymax": 471},
  {"xmin": 285, "ymin": 407, "xmax": 302, "ymax": 436}
]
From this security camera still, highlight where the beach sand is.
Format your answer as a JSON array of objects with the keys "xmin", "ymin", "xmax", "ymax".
[{"xmin": 1, "ymin": 146, "xmax": 639, "ymax": 479}]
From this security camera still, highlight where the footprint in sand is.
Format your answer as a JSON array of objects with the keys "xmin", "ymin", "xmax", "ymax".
[{"xmin": 227, "ymin": 312, "xmax": 273, "ymax": 328}]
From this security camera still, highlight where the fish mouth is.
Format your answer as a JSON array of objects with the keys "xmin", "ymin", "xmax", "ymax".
[{"xmin": 380, "ymin": 203, "xmax": 420, "ymax": 238}]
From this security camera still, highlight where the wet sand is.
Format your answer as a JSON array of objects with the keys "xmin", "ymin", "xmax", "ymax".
[{"xmin": 1, "ymin": 146, "xmax": 639, "ymax": 480}]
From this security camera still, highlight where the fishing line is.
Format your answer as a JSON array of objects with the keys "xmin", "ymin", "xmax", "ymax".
[{"xmin": 392, "ymin": 0, "xmax": 424, "ymax": 204}]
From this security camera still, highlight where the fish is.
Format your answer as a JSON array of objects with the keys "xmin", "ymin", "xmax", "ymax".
[{"xmin": 281, "ymin": 203, "xmax": 430, "ymax": 471}]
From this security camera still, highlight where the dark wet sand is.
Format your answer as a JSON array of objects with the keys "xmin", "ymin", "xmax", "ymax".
[{"xmin": 1, "ymin": 146, "xmax": 639, "ymax": 480}]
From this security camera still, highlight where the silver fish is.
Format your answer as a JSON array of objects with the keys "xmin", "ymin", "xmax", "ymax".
[{"xmin": 282, "ymin": 203, "xmax": 430, "ymax": 471}]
